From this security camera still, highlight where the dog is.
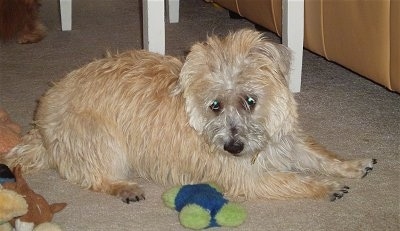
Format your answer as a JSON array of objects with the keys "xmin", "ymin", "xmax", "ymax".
[
  {"xmin": 3, "ymin": 29, "xmax": 376, "ymax": 203},
  {"xmin": 0, "ymin": 0, "xmax": 46, "ymax": 44}
]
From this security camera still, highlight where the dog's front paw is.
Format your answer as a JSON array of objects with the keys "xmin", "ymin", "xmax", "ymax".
[
  {"xmin": 318, "ymin": 180, "xmax": 350, "ymax": 201},
  {"xmin": 336, "ymin": 158, "xmax": 377, "ymax": 178},
  {"xmin": 329, "ymin": 185, "xmax": 350, "ymax": 201},
  {"xmin": 361, "ymin": 158, "xmax": 377, "ymax": 178}
]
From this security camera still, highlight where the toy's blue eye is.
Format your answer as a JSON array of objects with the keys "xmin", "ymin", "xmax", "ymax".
[
  {"xmin": 210, "ymin": 100, "xmax": 222, "ymax": 112},
  {"xmin": 244, "ymin": 96, "xmax": 256, "ymax": 110}
]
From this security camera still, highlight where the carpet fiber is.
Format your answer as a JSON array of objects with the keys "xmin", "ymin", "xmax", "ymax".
[{"xmin": 0, "ymin": 0, "xmax": 399, "ymax": 230}]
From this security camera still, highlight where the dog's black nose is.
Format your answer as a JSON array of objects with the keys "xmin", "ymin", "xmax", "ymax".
[{"xmin": 224, "ymin": 140, "xmax": 244, "ymax": 155}]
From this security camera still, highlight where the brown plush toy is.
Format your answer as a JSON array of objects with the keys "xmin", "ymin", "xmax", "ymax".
[
  {"xmin": 0, "ymin": 186, "xmax": 28, "ymax": 231},
  {"xmin": 0, "ymin": 109, "xmax": 21, "ymax": 155},
  {"xmin": 2, "ymin": 165, "xmax": 67, "ymax": 226}
]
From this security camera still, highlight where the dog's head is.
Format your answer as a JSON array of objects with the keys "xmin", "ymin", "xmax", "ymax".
[{"xmin": 177, "ymin": 29, "xmax": 298, "ymax": 157}]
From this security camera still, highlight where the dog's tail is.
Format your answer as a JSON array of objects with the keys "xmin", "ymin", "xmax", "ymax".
[{"xmin": 1, "ymin": 128, "xmax": 50, "ymax": 172}]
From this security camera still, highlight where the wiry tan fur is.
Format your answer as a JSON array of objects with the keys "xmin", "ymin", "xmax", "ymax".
[{"xmin": 3, "ymin": 29, "xmax": 375, "ymax": 202}]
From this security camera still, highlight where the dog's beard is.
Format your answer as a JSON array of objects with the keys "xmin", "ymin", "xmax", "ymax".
[{"xmin": 202, "ymin": 112, "xmax": 269, "ymax": 157}]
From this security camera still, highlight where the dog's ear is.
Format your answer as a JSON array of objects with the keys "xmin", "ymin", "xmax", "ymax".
[
  {"xmin": 251, "ymin": 41, "xmax": 292, "ymax": 85},
  {"xmin": 177, "ymin": 42, "xmax": 210, "ymax": 133},
  {"xmin": 248, "ymin": 37, "xmax": 298, "ymax": 139}
]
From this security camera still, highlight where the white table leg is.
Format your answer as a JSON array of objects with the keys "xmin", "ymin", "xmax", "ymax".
[
  {"xmin": 168, "ymin": 0, "xmax": 180, "ymax": 23},
  {"xmin": 282, "ymin": 0, "xmax": 304, "ymax": 93},
  {"xmin": 60, "ymin": 0, "xmax": 72, "ymax": 31},
  {"xmin": 142, "ymin": 0, "xmax": 165, "ymax": 55}
]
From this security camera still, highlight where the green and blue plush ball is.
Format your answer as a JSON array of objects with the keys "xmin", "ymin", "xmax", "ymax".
[{"xmin": 162, "ymin": 183, "xmax": 247, "ymax": 230}]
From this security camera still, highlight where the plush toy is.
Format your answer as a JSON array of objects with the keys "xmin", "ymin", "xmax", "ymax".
[
  {"xmin": 0, "ymin": 164, "xmax": 15, "ymax": 184},
  {"xmin": 0, "ymin": 185, "xmax": 28, "ymax": 231},
  {"xmin": 2, "ymin": 165, "xmax": 67, "ymax": 227},
  {"xmin": 0, "ymin": 108, "xmax": 21, "ymax": 155},
  {"xmin": 162, "ymin": 183, "xmax": 247, "ymax": 230},
  {"xmin": 33, "ymin": 222, "xmax": 63, "ymax": 231},
  {"xmin": 14, "ymin": 220, "xmax": 63, "ymax": 231}
]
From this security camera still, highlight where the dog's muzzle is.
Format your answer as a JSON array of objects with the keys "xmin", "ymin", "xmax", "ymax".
[{"xmin": 224, "ymin": 139, "xmax": 244, "ymax": 155}]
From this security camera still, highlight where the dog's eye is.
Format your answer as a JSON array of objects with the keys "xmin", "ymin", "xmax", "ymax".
[
  {"xmin": 210, "ymin": 100, "xmax": 222, "ymax": 112},
  {"xmin": 244, "ymin": 96, "xmax": 256, "ymax": 110},
  {"xmin": 246, "ymin": 96, "xmax": 256, "ymax": 106}
]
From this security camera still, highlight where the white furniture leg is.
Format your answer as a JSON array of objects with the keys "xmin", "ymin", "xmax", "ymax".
[
  {"xmin": 143, "ymin": 0, "xmax": 166, "ymax": 55},
  {"xmin": 168, "ymin": 0, "xmax": 180, "ymax": 23},
  {"xmin": 282, "ymin": 0, "xmax": 304, "ymax": 93},
  {"xmin": 60, "ymin": 0, "xmax": 72, "ymax": 31}
]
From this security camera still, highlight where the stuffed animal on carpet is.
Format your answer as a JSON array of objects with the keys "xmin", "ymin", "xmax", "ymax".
[
  {"xmin": 0, "ymin": 108, "xmax": 21, "ymax": 155},
  {"xmin": 162, "ymin": 183, "xmax": 247, "ymax": 230},
  {"xmin": 0, "ymin": 186, "xmax": 62, "ymax": 231},
  {"xmin": 0, "ymin": 185, "xmax": 28, "ymax": 231},
  {"xmin": 0, "ymin": 164, "xmax": 15, "ymax": 184},
  {"xmin": 2, "ymin": 165, "xmax": 67, "ymax": 229}
]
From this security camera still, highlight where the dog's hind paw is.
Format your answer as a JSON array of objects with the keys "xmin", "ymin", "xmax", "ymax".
[
  {"xmin": 106, "ymin": 182, "xmax": 146, "ymax": 203},
  {"xmin": 122, "ymin": 193, "xmax": 146, "ymax": 204},
  {"xmin": 118, "ymin": 185, "xmax": 146, "ymax": 204}
]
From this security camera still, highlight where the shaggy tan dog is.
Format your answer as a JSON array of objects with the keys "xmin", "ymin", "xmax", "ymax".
[{"xmin": 3, "ymin": 29, "xmax": 376, "ymax": 203}]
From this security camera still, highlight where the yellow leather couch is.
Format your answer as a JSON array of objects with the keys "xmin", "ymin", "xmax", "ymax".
[{"xmin": 213, "ymin": 0, "xmax": 400, "ymax": 93}]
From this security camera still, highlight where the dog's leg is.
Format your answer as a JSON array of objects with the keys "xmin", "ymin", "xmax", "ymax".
[
  {"xmin": 43, "ymin": 110, "xmax": 145, "ymax": 203},
  {"xmin": 236, "ymin": 172, "xmax": 350, "ymax": 201},
  {"xmin": 292, "ymin": 137, "xmax": 376, "ymax": 179}
]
